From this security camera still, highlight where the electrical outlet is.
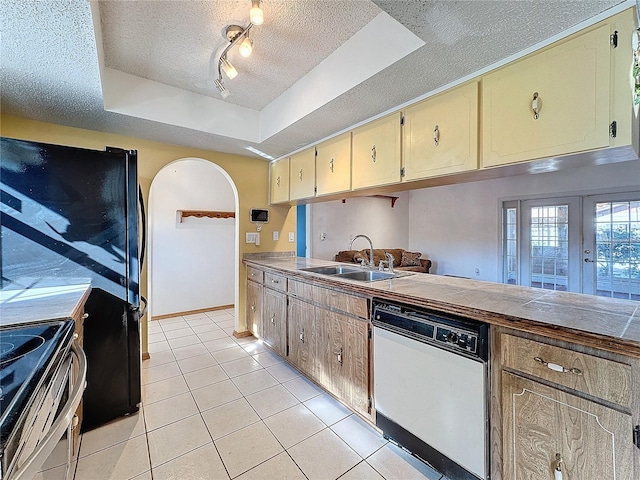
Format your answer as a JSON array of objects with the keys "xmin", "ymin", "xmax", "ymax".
[
  {"xmin": 320, "ymin": 232, "xmax": 327, "ymax": 241},
  {"xmin": 273, "ymin": 231, "xmax": 279, "ymax": 241},
  {"xmin": 288, "ymin": 232, "xmax": 295, "ymax": 242}
]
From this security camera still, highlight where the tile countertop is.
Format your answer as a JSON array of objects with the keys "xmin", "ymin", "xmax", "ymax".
[
  {"xmin": 0, "ymin": 282, "xmax": 91, "ymax": 326},
  {"xmin": 244, "ymin": 256, "xmax": 640, "ymax": 359}
]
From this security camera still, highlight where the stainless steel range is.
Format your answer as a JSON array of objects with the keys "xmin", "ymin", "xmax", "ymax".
[
  {"xmin": 0, "ymin": 320, "xmax": 86, "ymax": 480},
  {"xmin": 372, "ymin": 300, "xmax": 490, "ymax": 480}
]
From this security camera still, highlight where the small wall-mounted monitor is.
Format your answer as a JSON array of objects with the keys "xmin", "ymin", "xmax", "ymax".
[{"xmin": 250, "ymin": 208, "xmax": 269, "ymax": 223}]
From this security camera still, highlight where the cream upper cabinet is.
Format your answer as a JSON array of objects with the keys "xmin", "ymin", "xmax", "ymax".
[
  {"xmin": 315, "ymin": 132, "xmax": 351, "ymax": 196},
  {"xmin": 352, "ymin": 112, "xmax": 402, "ymax": 190},
  {"xmin": 482, "ymin": 23, "xmax": 612, "ymax": 167},
  {"xmin": 403, "ymin": 82, "xmax": 479, "ymax": 181},
  {"xmin": 269, "ymin": 157, "xmax": 290, "ymax": 204},
  {"xmin": 289, "ymin": 148, "xmax": 316, "ymax": 200}
]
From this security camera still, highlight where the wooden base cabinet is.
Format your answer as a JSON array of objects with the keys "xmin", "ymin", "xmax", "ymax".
[
  {"xmin": 262, "ymin": 287, "xmax": 287, "ymax": 356},
  {"xmin": 246, "ymin": 280, "xmax": 263, "ymax": 337},
  {"xmin": 502, "ymin": 371, "xmax": 635, "ymax": 480},
  {"xmin": 316, "ymin": 307, "xmax": 370, "ymax": 417},
  {"xmin": 288, "ymin": 297, "xmax": 316, "ymax": 379}
]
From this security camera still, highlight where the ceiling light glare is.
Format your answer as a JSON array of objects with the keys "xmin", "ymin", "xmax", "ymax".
[
  {"xmin": 221, "ymin": 57, "xmax": 238, "ymax": 79},
  {"xmin": 239, "ymin": 37, "xmax": 253, "ymax": 57},
  {"xmin": 214, "ymin": 78, "xmax": 230, "ymax": 99},
  {"xmin": 250, "ymin": 0, "xmax": 264, "ymax": 25}
]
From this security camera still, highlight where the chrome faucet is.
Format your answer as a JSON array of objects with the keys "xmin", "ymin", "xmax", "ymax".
[
  {"xmin": 378, "ymin": 252, "xmax": 395, "ymax": 272},
  {"xmin": 348, "ymin": 234, "xmax": 375, "ymax": 268}
]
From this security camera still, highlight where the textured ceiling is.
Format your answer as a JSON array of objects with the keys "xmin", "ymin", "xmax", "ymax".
[{"xmin": 0, "ymin": 0, "xmax": 631, "ymax": 162}]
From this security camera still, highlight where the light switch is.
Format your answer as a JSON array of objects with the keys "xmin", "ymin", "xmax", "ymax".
[
  {"xmin": 273, "ymin": 231, "xmax": 279, "ymax": 241},
  {"xmin": 245, "ymin": 232, "xmax": 259, "ymax": 244},
  {"xmin": 288, "ymin": 232, "xmax": 295, "ymax": 242}
]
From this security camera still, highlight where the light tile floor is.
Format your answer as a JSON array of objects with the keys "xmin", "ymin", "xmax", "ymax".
[{"xmin": 72, "ymin": 309, "xmax": 449, "ymax": 480}]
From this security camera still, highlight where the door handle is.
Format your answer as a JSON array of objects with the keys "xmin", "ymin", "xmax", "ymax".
[{"xmin": 584, "ymin": 258, "xmax": 594, "ymax": 263}]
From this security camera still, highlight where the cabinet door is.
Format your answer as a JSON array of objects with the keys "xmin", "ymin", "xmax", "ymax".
[
  {"xmin": 502, "ymin": 372, "xmax": 634, "ymax": 480},
  {"xmin": 316, "ymin": 132, "xmax": 351, "ymax": 196},
  {"xmin": 316, "ymin": 308, "xmax": 370, "ymax": 416},
  {"xmin": 352, "ymin": 112, "xmax": 402, "ymax": 190},
  {"xmin": 289, "ymin": 148, "xmax": 316, "ymax": 200},
  {"xmin": 288, "ymin": 298, "xmax": 316, "ymax": 378},
  {"xmin": 482, "ymin": 24, "xmax": 611, "ymax": 167},
  {"xmin": 270, "ymin": 158, "xmax": 290, "ymax": 204},
  {"xmin": 403, "ymin": 82, "xmax": 478, "ymax": 181},
  {"xmin": 246, "ymin": 280, "xmax": 263, "ymax": 337},
  {"xmin": 262, "ymin": 288, "xmax": 287, "ymax": 356}
]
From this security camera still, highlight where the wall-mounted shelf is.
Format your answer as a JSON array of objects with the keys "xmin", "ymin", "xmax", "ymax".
[
  {"xmin": 177, "ymin": 210, "xmax": 235, "ymax": 222},
  {"xmin": 341, "ymin": 195, "xmax": 399, "ymax": 208}
]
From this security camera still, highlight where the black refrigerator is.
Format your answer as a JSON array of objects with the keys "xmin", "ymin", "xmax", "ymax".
[{"xmin": 0, "ymin": 137, "xmax": 145, "ymax": 431}]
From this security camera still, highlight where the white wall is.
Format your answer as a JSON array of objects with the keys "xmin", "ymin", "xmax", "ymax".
[
  {"xmin": 150, "ymin": 158, "xmax": 236, "ymax": 316},
  {"xmin": 408, "ymin": 161, "xmax": 640, "ymax": 280},
  {"xmin": 310, "ymin": 193, "xmax": 410, "ymax": 260}
]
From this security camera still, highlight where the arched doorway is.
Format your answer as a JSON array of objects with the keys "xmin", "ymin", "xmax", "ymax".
[{"xmin": 147, "ymin": 158, "xmax": 239, "ymax": 326}]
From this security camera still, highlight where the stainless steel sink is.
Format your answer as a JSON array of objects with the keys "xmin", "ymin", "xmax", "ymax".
[
  {"xmin": 300, "ymin": 265, "xmax": 361, "ymax": 275},
  {"xmin": 334, "ymin": 270, "xmax": 398, "ymax": 282}
]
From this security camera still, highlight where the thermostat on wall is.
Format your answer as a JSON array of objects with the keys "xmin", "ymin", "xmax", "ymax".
[{"xmin": 250, "ymin": 208, "xmax": 269, "ymax": 223}]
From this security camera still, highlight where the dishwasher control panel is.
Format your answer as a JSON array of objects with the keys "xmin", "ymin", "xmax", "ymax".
[{"xmin": 372, "ymin": 301, "xmax": 489, "ymax": 361}]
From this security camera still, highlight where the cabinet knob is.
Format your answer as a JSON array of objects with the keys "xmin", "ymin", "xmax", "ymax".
[
  {"xmin": 329, "ymin": 158, "xmax": 334, "ymax": 173},
  {"xmin": 553, "ymin": 453, "xmax": 563, "ymax": 480},
  {"xmin": 82, "ymin": 313, "xmax": 89, "ymax": 319},
  {"xmin": 371, "ymin": 145, "xmax": 376, "ymax": 163},
  {"xmin": 531, "ymin": 92, "xmax": 541, "ymax": 120},
  {"xmin": 433, "ymin": 125, "xmax": 440, "ymax": 146},
  {"xmin": 251, "ymin": 304, "xmax": 256, "ymax": 312}
]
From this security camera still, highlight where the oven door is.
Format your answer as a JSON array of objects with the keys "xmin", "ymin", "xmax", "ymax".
[{"xmin": 11, "ymin": 342, "xmax": 86, "ymax": 480}]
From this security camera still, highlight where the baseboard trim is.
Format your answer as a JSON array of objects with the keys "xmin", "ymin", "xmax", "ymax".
[
  {"xmin": 152, "ymin": 304, "xmax": 234, "ymax": 321},
  {"xmin": 142, "ymin": 352, "xmax": 151, "ymax": 360},
  {"xmin": 233, "ymin": 330, "xmax": 253, "ymax": 338}
]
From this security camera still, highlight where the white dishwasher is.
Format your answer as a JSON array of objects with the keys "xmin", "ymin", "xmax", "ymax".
[{"xmin": 372, "ymin": 301, "xmax": 489, "ymax": 480}]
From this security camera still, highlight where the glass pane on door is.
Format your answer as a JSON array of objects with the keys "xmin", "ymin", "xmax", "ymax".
[
  {"xmin": 529, "ymin": 205, "xmax": 569, "ymax": 291},
  {"xmin": 593, "ymin": 200, "xmax": 640, "ymax": 300}
]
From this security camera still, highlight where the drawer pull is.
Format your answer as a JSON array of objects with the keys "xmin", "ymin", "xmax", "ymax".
[
  {"xmin": 298, "ymin": 169, "xmax": 303, "ymax": 181},
  {"xmin": 337, "ymin": 347, "xmax": 343, "ymax": 365},
  {"xmin": 329, "ymin": 158, "xmax": 334, "ymax": 172},
  {"xmin": 276, "ymin": 176, "xmax": 281, "ymax": 187},
  {"xmin": 299, "ymin": 328, "xmax": 305, "ymax": 343},
  {"xmin": 250, "ymin": 303, "xmax": 256, "ymax": 312},
  {"xmin": 271, "ymin": 315, "xmax": 275, "ymax": 324},
  {"xmin": 271, "ymin": 279, "xmax": 279, "ymax": 284},
  {"xmin": 553, "ymin": 453, "xmax": 563, "ymax": 480},
  {"xmin": 433, "ymin": 125, "xmax": 440, "ymax": 146},
  {"xmin": 371, "ymin": 145, "xmax": 376, "ymax": 162},
  {"xmin": 534, "ymin": 356, "xmax": 582, "ymax": 375},
  {"xmin": 82, "ymin": 313, "xmax": 89, "ymax": 319}
]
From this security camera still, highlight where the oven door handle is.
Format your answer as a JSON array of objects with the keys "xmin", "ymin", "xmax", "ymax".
[{"xmin": 11, "ymin": 341, "xmax": 87, "ymax": 480}]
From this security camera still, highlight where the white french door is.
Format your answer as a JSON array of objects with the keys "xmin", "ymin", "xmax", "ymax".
[
  {"xmin": 582, "ymin": 194, "xmax": 640, "ymax": 299},
  {"xmin": 519, "ymin": 197, "xmax": 581, "ymax": 292},
  {"xmin": 505, "ymin": 193, "xmax": 640, "ymax": 300}
]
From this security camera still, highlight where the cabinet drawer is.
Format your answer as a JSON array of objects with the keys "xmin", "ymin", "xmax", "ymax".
[
  {"xmin": 246, "ymin": 266, "xmax": 264, "ymax": 283},
  {"xmin": 288, "ymin": 279, "xmax": 314, "ymax": 301},
  {"xmin": 264, "ymin": 272, "xmax": 287, "ymax": 292},
  {"xmin": 501, "ymin": 334, "xmax": 632, "ymax": 407},
  {"xmin": 312, "ymin": 287, "xmax": 368, "ymax": 319}
]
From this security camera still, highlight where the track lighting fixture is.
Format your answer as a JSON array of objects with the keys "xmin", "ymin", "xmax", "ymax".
[{"xmin": 214, "ymin": 0, "xmax": 264, "ymax": 99}]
